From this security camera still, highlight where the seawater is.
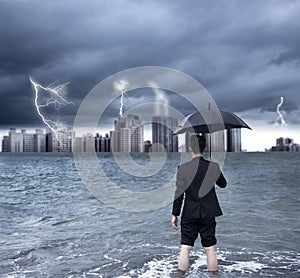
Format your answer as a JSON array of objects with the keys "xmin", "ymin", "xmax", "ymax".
[{"xmin": 0, "ymin": 152, "xmax": 299, "ymax": 277}]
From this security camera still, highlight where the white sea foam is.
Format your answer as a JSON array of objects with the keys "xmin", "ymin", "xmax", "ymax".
[
  {"xmin": 188, "ymin": 251, "xmax": 207, "ymax": 271},
  {"xmin": 114, "ymin": 249, "xmax": 298, "ymax": 278},
  {"xmin": 137, "ymin": 256, "xmax": 177, "ymax": 278},
  {"xmin": 222, "ymin": 260, "xmax": 266, "ymax": 274}
]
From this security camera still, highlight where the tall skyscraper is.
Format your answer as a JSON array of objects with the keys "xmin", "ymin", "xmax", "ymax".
[
  {"xmin": 95, "ymin": 133, "xmax": 110, "ymax": 152},
  {"xmin": 1, "ymin": 136, "xmax": 10, "ymax": 152},
  {"xmin": 152, "ymin": 116, "xmax": 178, "ymax": 152},
  {"xmin": 111, "ymin": 114, "xmax": 143, "ymax": 152},
  {"xmin": 22, "ymin": 129, "xmax": 35, "ymax": 152},
  {"xmin": 103, "ymin": 134, "xmax": 111, "ymax": 152},
  {"xmin": 75, "ymin": 137, "xmax": 84, "ymax": 152},
  {"xmin": 46, "ymin": 128, "xmax": 75, "ymax": 152},
  {"xmin": 129, "ymin": 125, "xmax": 143, "ymax": 152},
  {"xmin": 110, "ymin": 130, "xmax": 120, "ymax": 152},
  {"xmin": 227, "ymin": 128, "xmax": 241, "ymax": 152},
  {"xmin": 83, "ymin": 133, "xmax": 95, "ymax": 152},
  {"xmin": 8, "ymin": 128, "xmax": 24, "ymax": 152},
  {"xmin": 120, "ymin": 127, "xmax": 131, "ymax": 152},
  {"xmin": 34, "ymin": 129, "xmax": 46, "ymax": 152},
  {"xmin": 205, "ymin": 131, "xmax": 226, "ymax": 153}
]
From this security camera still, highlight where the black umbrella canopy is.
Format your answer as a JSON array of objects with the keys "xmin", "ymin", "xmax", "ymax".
[{"xmin": 174, "ymin": 110, "xmax": 251, "ymax": 135}]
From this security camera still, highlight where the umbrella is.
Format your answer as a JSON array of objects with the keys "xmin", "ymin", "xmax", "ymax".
[
  {"xmin": 174, "ymin": 110, "xmax": 251, "ymax": 135},
  {"xmin": 174, "ymin": 109, "xmax": 251, "ymax": 156}
]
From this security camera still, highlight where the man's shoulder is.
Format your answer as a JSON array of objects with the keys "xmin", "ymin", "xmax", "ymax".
[
  {"xmin": 178, "ymin": 158, "xmax": 220, "ymax": 169},
  {"xmin": 178, "ymin": 157, "xmax": 207, "ymax": 169},
  {"xmin": 178, "ymin": 159, "xmax": 194, "ymax": 169}
]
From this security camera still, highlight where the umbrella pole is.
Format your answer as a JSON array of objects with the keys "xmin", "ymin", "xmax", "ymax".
[{"xmin": 209, "ymin": 133, "xmax": 212, "ymax": 159}]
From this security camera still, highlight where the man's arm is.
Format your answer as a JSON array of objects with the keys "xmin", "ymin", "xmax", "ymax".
[
  {"xmin": 216, "ymin": 167, "xmax": 227, "ymax": 188},
  {"xmin": 172, "ymin": 194, "xmax": 184, "ymax": 229},
  {"xmin": 171, "ymin": 167, "xmax": 185, "ymax": 229},
  {"xmin": 172, "ymin": 193, "xmax": 184, "ymax": 217}
]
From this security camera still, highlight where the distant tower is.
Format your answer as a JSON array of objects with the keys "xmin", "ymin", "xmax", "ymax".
[
  {"xmin": 111, "ymin": 114, "xmax": 143, "ymax": 152},
  {"xmin": 227, "ymin": 129, "xmax": 241, "ymax": 152},
  {"xmin": 34, "ymin": 129, "xmax": 46, "ymax": 152},
  {"xmin": 205, "ymin": 131, "xmax": 225, "ymax": 153},
  {"xmin": 110, "ymin": 130, "xmax": 120, "ymax": 152},
  {"xmin": 2, "ymin": 136, "xmax": 10, "ymax": 152},
  {"xmin": 8, "ymin": 128, "xmax": 23, "ymax": 152},
  {"xmin": 84, "ymin": 133, "xmax": 95, "ymax": 152},
  {"xmin": 152, "ymin": 116, "xmax": 178, "ymax": 152},
  {"xmin": 105, "ymin": 133, "xmax": 111, "ymax": 152},
  {"xmin": 46, "ymin": 128, "xmax": 75, "ymax": 152}
]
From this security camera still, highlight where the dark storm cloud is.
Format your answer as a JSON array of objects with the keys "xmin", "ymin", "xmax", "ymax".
[
  {"xmin": 272, "ymin": 49, "xmax": 300, "ymax": 65},
  {"xmin": 0, "ymin": 0, "xmax": 300, "ymax": 130}
]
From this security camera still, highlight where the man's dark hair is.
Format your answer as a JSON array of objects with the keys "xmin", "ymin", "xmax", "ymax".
[{"xmin": 190, "ymin": 135, "xmax": 206, "ymax": 154}]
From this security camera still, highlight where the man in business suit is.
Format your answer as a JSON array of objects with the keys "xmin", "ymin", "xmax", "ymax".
[{"xmin": 171, "ymin": 135, "xmax": 227, "ymax": 272}]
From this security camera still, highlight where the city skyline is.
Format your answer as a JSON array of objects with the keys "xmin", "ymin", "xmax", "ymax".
[
  {"xmin": 2, "ymin": 123, "xmax": 299, "ymax": 153},
  {"xmin": 4, "ymin": 126, "xmax": 299, "ymax": 153},
  {"xmin": 1, "ymin": 113, "xmax": 248, "ymax": 153},
  {"xmin": 0, "ymin": 1, "xmax": 300, "ymax": 153}
]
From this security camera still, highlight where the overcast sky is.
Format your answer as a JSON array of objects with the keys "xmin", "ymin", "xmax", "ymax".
[{"xmin": 0, "ymin": 0, "xmax": 299, "ymax": 151}]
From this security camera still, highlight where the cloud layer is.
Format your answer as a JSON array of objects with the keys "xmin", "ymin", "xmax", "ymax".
[{"xmin": 0, "ymin": 0, "xmax": 299, "ymax": 129}]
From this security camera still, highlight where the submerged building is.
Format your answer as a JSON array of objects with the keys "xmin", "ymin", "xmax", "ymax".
[
  {"xmin": 2, "ymin": 128, "xmax": 46, "ymax": 152},
  {"xmin": 46, "ymin": 128, "xmax": 75, "ymax": 152},
  {"xmin": 269, "ymin": 137, "xmax": 300, "ymax": 152},
  {"xmin": 110, "ymin": 114, "xmax": 143, "ymax": 152},
  {"xmin": 152, "ymin": 116, "xmax": 178, "ymax": 152},
  {"xmin": 227, "ymin": 128, "xmax": 241, "ymax": 152},
  {"xmin": 95, "ymin": 133, "xmax": 111, "ymax": 152}
]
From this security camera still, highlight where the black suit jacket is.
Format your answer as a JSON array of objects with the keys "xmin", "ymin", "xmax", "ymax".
[{"xmin": 172, "ymin": 157, "xmax": 227, "ymax": 219}]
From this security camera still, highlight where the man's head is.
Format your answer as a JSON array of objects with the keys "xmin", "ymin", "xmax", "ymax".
[{"xmin": 190, "ymin": 135, "xmax": 206, "ymax": 154}]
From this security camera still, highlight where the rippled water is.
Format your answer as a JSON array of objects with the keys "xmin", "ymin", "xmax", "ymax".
[{"xmin": 0, "ymin": 152, "xmax": 299, "ymax": 277}]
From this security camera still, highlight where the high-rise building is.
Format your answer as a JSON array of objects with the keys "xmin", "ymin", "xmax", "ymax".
[
  {"xmin": 46, "ymin": 128, "xmax": 75, "ymax": 152},
  {"xmin": 2, "ymin": 136, "xmax": 10, "ymax": 152},
  {"xmin": 95, "ymin": 133, "xmax": 111, "ymax": 152},
  {"xmin": 111, "ymin": 114, "xmax": 143, "ymax": 152},
  {"xmin": 103, "ymin": 134, "xmax": 111, "ymax": 152},
  {"xmin": 120, "ymin": 127, "xmax": 131, "ymax": 152},
  {"xmin": 83, "ymin": 133, "xmax": 95, "ymax": 152},
  {"xmin": 227, "ymin": 128, "xmax": 241, "ymax": 152},
  {"xmin": 8, "ymin": 128, "xmax": 24, "ymax": 152},
  {"xmin": 22, "ymin": 129, "xmax": 35, "ymax": 152},
  {"xmin": 205, "ymin": 131, "xmax": 226, "ymax": 153},
  {"xmin": 130, "ymin": 125, "xmax": 143, "ymax": 152},
  {"xmin": 95, "ymin": 133, "xmax": 100, "ymax": 152},
  {"xmin": 152, "ymin": 116, "xmax": 178, "ymax": 152},
  {"xmin": 75, "ymin": 137, "xmax": 84, "ymax": 152},
  {"xmin": 34, "ymin": 129, "xmax": 46, "ymax": 152},
  {"xmin": 110, "ymin": 130, "xmax": 120, "ymax": 152}
]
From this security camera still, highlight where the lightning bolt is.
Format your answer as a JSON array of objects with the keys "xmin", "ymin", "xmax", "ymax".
[
  {"xmin": 275, "ymin": 96, "xmax": 287, "ymax": 129},
  {"xmin": 114, "ymin": 80, "xmax": 128, "ymax": 117},
  {"xmin": 29, "ymin": 76, "xmax": 73, "ymax": 141}
]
